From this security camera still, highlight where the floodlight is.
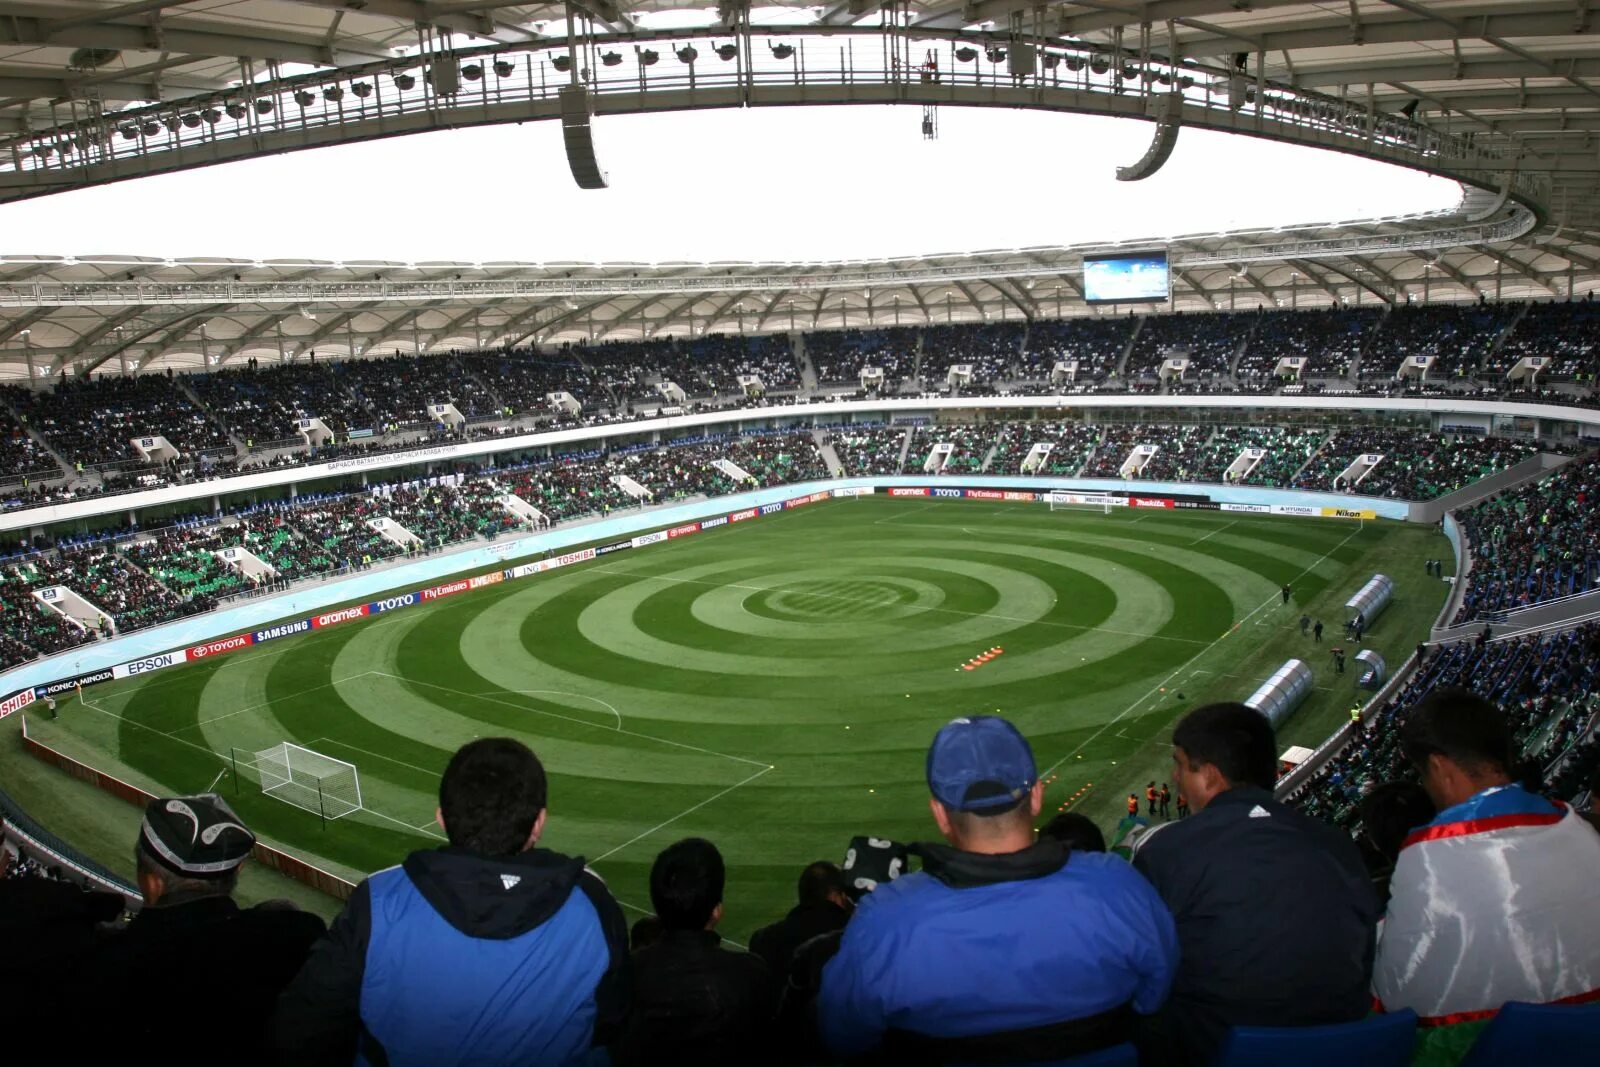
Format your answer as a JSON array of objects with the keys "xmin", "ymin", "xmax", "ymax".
[
  {"xmin": 181, "ymin": 113, "xmax": 201, "ymax": 128},
  {"xmin": 494, "ymin": 59, "xmax": 515, "ymax": 77},
  {"xmin": 677, "ymin": 46, "xmax": 697, "ymax": 63},
  {"xmin": 394, "ymin": 72, "xmax": 415, "ymax": 89},
  {"xmin": 254, "ymin": 99, "xmax": 274, "ymax": 114},
  {"xmin": 201, "ymin": 108, "xmax": 221, "ymax": 123},
  {"xmin": 120, "ymin": 125, "xmax": 138, "ymax": 139},
  {"xmin": 1089, "ymin": 54, "xmax": 1109, "ymax": 75},
  {"xmin": 294, "ymin": 90, "xmax": 315, "ymax": 106},
  {"xmin": 638, "ymin": 48, "xmax": 659, "ymax": 65},
  {"xmin": 141, "ymin": 120, "xmax": 161, "ymax": 135},
  {"xmin": 771, "ymin": 43, "xmax": 794, "ymax": 59},
  {"xmin": 324, "ymin": 85, "xmax": 344, "ymax": 102},
  {"xmin": 1065, "ymin": 55, "xmax": 1085, "ymax": 72},
  {"xmin": 163, "ymin": 116, "xmax": 181, "ymax": 131},
  {"xmin": 462, "ymin": 63, "xmax": 483, "ymax": 80},
  {"xmin": 955, "ymin": 47, "xmax": 976, "ymax": 63},
  {"xmin": 715, "ymin": 43, "xmax": 737, "ymax": 61},
  {"xmin": 601, "ymin": 51, "xmax": 622, "ymax": 66},
  {"xmin": 352, "ymin": 81, "xmax": 372, "ymax": 98},
  {"xmin": 1040, "ymin": 53, "xmax": 1059, "ymax": 70},
  {"xmin": 985, "ymin": 47, "xmax": 1006, "ymax": 62},
  {"xmin": 551, "ymin": 54, "xmax": 572, "ymax": 72},
  {"xmin": 225, "ymin": 102, "xmax": 247, "ymax": 119}
]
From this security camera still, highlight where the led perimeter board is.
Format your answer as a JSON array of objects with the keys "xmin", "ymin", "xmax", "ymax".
[{"xmin": 1083, "ymin": 250, "xmax": 1170, "ymax": 304}]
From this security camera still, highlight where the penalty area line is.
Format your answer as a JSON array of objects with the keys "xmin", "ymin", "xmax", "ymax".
[{"xmin": 588, "ymin": 765, "xmax": 776, "ymax": 867}]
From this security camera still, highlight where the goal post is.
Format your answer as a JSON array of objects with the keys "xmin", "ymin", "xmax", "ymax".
[
  {"xmin": 1047, "ymin": 490, "xmax": 1115, "ymax": 515},
  {"xmin": 252, "ymin": 742, "xmax": 363, "ymax": 822}
]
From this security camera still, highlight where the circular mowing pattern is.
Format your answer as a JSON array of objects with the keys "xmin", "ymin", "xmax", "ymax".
[{"xmin": 754, "ymin": 576, "xmax": 928, "ymax": 622}]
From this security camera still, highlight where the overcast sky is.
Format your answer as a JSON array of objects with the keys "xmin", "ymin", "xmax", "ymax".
[{"xmin": 0, "ymin": 105, "xmax": 1459, "ymax": 264}]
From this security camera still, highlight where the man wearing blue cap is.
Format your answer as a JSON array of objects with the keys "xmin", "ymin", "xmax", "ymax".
[{"xmin": 816, "ymin": 715, "xmax": 1179, "ymax": 1062}]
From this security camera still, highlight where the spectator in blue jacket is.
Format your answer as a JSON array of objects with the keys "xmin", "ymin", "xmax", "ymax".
[
  {"xmin": 817, "ymin": 715, "xmax": 1178, "ymax": 1063},
  {"xmin": 272, "ymin": 738, "xmax": 628, "ymax": 1066}
]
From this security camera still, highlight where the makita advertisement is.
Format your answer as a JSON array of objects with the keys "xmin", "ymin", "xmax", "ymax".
[
  {"xmin": 113, "ymin": 650, "xmax": 189, "ymax": 679},
  {"xmin": 368, "ymin": 592, "xmax": 418, "ymax": 614},
  {"xmin": 188, "ymin": 634, "xmax": 254, "ymax": 659},
  {"xmin": 312, "ymin": 604, "xmax": 370, "ymax": 629},
  {"xmin": 253, "ymin": 619, "xmax": 311, "ymax": 643},
  {"xmin": 0, "ymin": 688, "xmax": 37, "ymax": 719},
  {"xmin": 1129, "ymin": 497, "xmax": 1175, "ymax": 509}
]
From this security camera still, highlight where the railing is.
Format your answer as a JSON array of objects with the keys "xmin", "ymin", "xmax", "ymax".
[
  {"xmin": 0, "ymin": 28, "xmax": 1545, "ymax": 219},
  {"xmin": 0, "ymin": 769, "xmax": 140, "ymax": 901}
]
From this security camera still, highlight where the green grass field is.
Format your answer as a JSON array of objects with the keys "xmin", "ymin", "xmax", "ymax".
[{"xmin": 6, "ymin": 496, "xmax": 1450, "ymax": 941}]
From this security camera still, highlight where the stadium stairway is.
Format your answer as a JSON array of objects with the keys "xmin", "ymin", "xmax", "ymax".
[
  {"xmin": 1288, "ymin": 430, "xmax": 1340, "ymax": 485},
  {"xmin": 794, "ymin": 331, "xmax": 818, "ymax": 392},
  {"xmin": 1480, "ymin": 300, "xmax": 1533, "ymax": 377},
  {"xmin": 1344, "ymin": 305, "xmax": 1392, "ymax": 382},
  {"xmin": 174, "ymin": 376, "xmax": 248, "ymax": 456},
  {"xmin": 812, "ymin": 429, "xmax": 844, "ymax": 477},
  {"xmin": 1113, "ymin": 316, "xmax": 1146, "ymax": 380},
  {"xmin": 2, "ymin": 396, "xmax": 74, "ymax": 482}
]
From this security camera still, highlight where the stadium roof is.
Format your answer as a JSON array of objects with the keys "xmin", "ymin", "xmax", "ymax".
[{"xmin": 2, "ymin": 1, "xmax": 1600, "ymax": 378}]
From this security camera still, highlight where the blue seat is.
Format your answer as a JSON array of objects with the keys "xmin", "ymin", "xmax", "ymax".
[
  {"xmin": 1459, "ymin": 1000, "xmax": 1600, "ymax": 1066},
  {"xmin": 1214, "ymin": 1010, "xmax": 1417, "ymax": 1067}
]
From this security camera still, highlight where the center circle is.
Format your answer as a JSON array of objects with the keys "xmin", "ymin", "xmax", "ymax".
[{"xmin": 758, "ymin": 577, "xmax": 925, "ymax": 621}]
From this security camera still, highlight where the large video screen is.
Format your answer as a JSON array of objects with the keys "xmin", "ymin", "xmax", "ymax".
[{"xmin": 1083, "ymin": 251, "xmax": 1170, "ymax": 304}]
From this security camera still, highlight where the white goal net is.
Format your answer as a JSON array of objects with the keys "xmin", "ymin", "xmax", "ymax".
[
  {"xmin": 1047, "ymin": 490, "xmax": 1116, "ymax": 514},
  {"xmin": 253, "ymin": 742, "xmax": 363, "ymax": 820}
]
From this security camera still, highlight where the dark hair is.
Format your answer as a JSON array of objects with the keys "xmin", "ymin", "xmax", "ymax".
[
  {"xmin": 438, "ymin": 738, "xmax": 548, "ymax": 857},
  {"xmin": 1038, "ymin": 813, "xmax": 1106, "ymax": 853},
  {"xmin": 1172, "ymin": 702, "xmax": 1277, "ymax": 790},
  {"xmin": 630, "ymin": 914, "xmax": 664, "ymax": 951},
  {"xmin": 1357, "ymin": 781, "xmax": 1435, "ymax": 864},
  {"xmin": 796, "ymin": 860, "xmax": 848, "ymax": 908},
  {"xmin": 649, "ymin": 837, "xmax": 724, "ymax": 931},
  {"xmin": 1400, "ymin": 688, "xmax": 1513, "ymax": 777}
]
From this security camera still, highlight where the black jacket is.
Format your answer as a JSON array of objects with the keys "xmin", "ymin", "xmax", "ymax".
[
  {"xmin": 749, "ymin": 901, "xmax": 851, "ymax": 978},
  {"xmin": 616, "ymin": 928, "xmax": 775, "ymax": 1066},
  {"xmin": 272, "ymin": 846, "xmax": 628, "ymax": 1066},
  {"xmin": 79, "ymin": 891, "xmax": 325, "ymax": 1065},
  {"xmin": 1131, "ymin": 786, "xmax": 1379, "ymax": 1067}
]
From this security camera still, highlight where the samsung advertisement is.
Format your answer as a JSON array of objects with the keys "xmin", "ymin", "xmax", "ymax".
[{"xmin": 1083, "ymin": 251, "xmax": 1170, "ymax": 304}]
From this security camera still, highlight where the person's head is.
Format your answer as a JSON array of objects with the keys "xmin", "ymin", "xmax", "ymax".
[
  {"xmin": 134, "ymin": 795, "xmax": 255, "ymax": 906},
  {"xmin": 796, "ymin": 860, "xmax": 851, "ymax": 912},
  {"xmin": 649, "ymin": 837, "xmax": 725, "ymax": 932},
  {"xmin": 925, "ymin": 716, "xmax": 1043, "ymax": 854},
  {"xmin": 436, "ymin": 738, "xmax": 548, "ymax": 857},
  {"xmin": 1038, "ymin": 812, "xmax": 1106, "ymax": 853},
  {"xmin": 1170, "ymin": 702, "xmax": 1277, "ymax": 812},
  {"xmin": 1357, "ymin": 780, "xmax": 1436, "ymax": 865},
  {"xmin": 1401, "ymin": 689, "xmax": 1515, "ymax": 809},
  {"xmin": 630, "ymin": 913, "xmax": 664, "ymax": 950}
]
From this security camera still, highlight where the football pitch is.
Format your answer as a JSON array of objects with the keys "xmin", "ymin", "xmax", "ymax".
[{"xmin": 22, "ymin": 496, "xmax": 1449, "ymax": 940}]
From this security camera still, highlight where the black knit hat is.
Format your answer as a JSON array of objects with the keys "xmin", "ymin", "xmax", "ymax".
[{"xmin": 139, "ymin": 794, "xmax": 256, "ymax": 877}]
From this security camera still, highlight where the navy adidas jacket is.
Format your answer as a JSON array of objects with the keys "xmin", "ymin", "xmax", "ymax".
[
  {"xmin": 816, "ymin": 838, "xmax": 1177, "ymax": 1062},
  {"xmin": 273, "ymin": 845, "xmax": 628, "ymax": 1067}
]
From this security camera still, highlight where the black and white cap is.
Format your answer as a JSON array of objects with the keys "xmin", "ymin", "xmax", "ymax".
[{"xmin": 139, "ymin": 794, "xmax": 256, "ymax": 877}]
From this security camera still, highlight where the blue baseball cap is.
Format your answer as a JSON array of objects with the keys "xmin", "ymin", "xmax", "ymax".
[{"xmin": 926, "ymin": 715, "xmax": 1038, "ymax": 813}]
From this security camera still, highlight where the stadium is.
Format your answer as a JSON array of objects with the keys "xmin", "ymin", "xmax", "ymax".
[{"xmin": 1, "ymin": 1, "xmax": 1598, "ymax": 1063}]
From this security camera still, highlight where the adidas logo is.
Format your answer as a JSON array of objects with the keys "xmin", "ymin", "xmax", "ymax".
[
  {"xmin": 1248, "ymin": 805, "xmax": 1271, "ymax": 819},
  {"xmin": 500, "ymin": 874, "xmax": 521, "ymax": 890}
]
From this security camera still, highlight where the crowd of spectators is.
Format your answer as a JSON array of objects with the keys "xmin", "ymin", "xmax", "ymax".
[
  {"xmin": 805, "ymin": 327, "xmax": 919, "ymax": 388},
  {"xmin": 1290, "ymin": 426, "xmax": 1433, "ymax": 494},
  {"xmin": 919, "ymin": 323, "xmax": 1023, "ymax": 388},
  {"xmin": 457, "ymin": 348, "xmax": 601, "ymax": 414},
  {"xmin": 1360, "ymin": 301, "xmax": 1518, "ymax": 381},
  {"xmin": 1485, "ymin": 297, "xmax": 1600, "ymax": 381},
  {"xmin": 185, "ymin": 360, "xmax": 368, "ymax": 442},
  {"xmin": 1079, "ymin": 423, "xmax": 1208, "ymax": 480},
  {"xmin": 1452, "ymin": 452, "xmax": 1600, "ymax": 622},
  {"xmin": 986, "ymin": 421, "xmax": 1096, "ymax": 476},
  {"xmin": 830, "ymin": 426, "xmax": 908, "ymax": 475},
  {"xmin": 332, "ymin": 354, "xmax": 499, "ymax": 428},
  {"xmin": 1125, "ymin": 310, "xmax": 1251, "ymax": 381},
  {"xmin": 8, "ymin": 374, "xmax": 232, "ymax": 466},
  {"xmin": 1235, "ymin": 306, "xmax": 1381, "ymax": 384},
  {"xmin": 1354, "ymin": 434, "xmax": 1539, "ymax": 500},
  {"xmin": 1018, "ymin": 315, "xmax": 1134, "ymax": 382},
  {"xmin": 1189, "ymin": 425, "xmax": 1326, "ymax": 486},
  {"xmin": 0, "ymin": 558, "xmax": 96, "ymax": 669}
]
